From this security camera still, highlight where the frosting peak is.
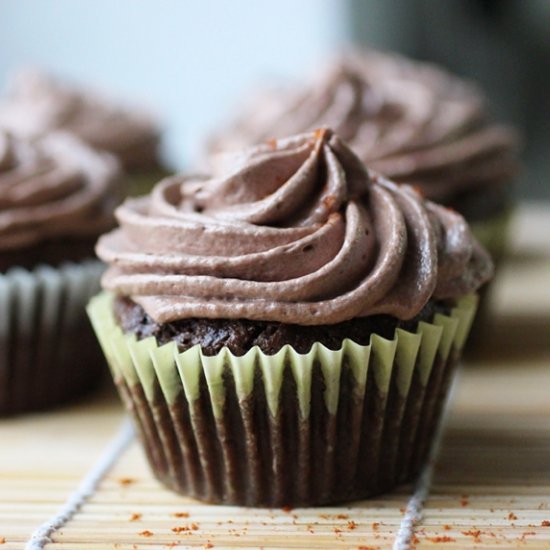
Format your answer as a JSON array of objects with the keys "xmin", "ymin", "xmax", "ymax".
[
  {"xmin": 208, "ymin": 50, "xmax": 519, "ymax": 205},
  {"xmin": 98, "ymin": 130, "xmax": 492, "ymax": 325},
  {"xmin": 0, "ymin": 129, "xmax": 121, "ymax": 251},
  {"xmin": 0, "ymin": 70, "xmax": 161, "ymax": 171}
]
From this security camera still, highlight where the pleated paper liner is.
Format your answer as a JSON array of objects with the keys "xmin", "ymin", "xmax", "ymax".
[
  {"xmin": 0, "ymin": 260, "xmax": 105, "ymax": 415},
  {"xmin": 470, "ymin": 206, "xmax": 514, "ymax": 268},
  {"xmin": 469, "ymin": 206, "xmax": 513, "ymax": 344},
  {"xmin": 87, "ymin": 292, "xmax": 477, "ymax": 507}
]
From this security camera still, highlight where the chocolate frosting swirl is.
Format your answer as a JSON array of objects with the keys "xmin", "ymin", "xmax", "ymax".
[
  {"xmin": 98, "ymin": 130, "xmax": 492, "ymax": 325},
  {"xmin": 208, "ymin": 51, "xmax": 519, "ymax": 204},
  {"xmin": 0, "ymin": 129, "xmax": 121, "ymax": 251},
  {"xmin": 0, "ymin": 70, "xmax": 161, "ymax": 171}
]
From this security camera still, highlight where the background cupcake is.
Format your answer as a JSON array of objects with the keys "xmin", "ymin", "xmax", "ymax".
[
  {"xmin": 0, "ymin": 69, "xmax": 169, "ymax": 196},
  {"xmin": 0, "ymin": 128, "xmax": 121, "ymax": 414},
  {"xmin": 207, "ymin": 49, "xmax": 520, "ymax": 270},
  {"xmin": 88, "ymin": 129, "xmax": 492, "ymax": 506}
]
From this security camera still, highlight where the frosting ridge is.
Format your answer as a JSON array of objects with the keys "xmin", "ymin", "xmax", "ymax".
[
  {"xmin": 98, "ymin": 130, "xmax": 493, "ymax": 325},
  {"xmin": 0, "ymin": 70, "xmax": 161, "ymax": 171},
  {"xmin": 208, "ymin": 50, "xmax": 519, "ymax": 205},
  {"xmin": 0, "ymin": 129, "xmax": 121, "ymax": 251}
]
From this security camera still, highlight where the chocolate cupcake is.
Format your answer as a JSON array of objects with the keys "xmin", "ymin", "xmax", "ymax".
[
  {"xmin": 0, "ymin": 69, "xmax": 169, "ymax": 196},
  {"xmin": 0, "ymin": 129, "xmax": 121, "ymax": 414},
  {"xmin": 207, "ymin": 50, "xmax": 520, "ymax": 267},
  {"xmin": 88, "ymin": 129, "xmax": 492, "ymax": 506}
]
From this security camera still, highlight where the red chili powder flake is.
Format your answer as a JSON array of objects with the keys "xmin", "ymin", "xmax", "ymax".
[
  {"xmin": 129, "ymin": 513, "xmax": 142, "ymax": 522},
  {"xmin": 173, "ymin": 512, "xmax": 190, "ymax": 518},
  {"xmin": 443, "ymin": 524, "xmax": 451, "ymax": 531},
  {"xmin": 357, "ymin": 547, "xmax": 378, "ymax": 550},
  {"xmin": 427, "ymin": 536, "xmax": 455, "ymax": 543},
  {"xmin": 508, "ymin": 512, "xmax": 518, "ymax": 521},
  {"xmin": 412, "ymin": 185, "xmax": 425, "ymax": 198},
  {"xmin": 460, "ymin": 497, "xmax": 469, "ymax": 507},
  {"xmin": 322, "ymin": 194, "xmax": 337, "ymax": 211},
  {"xmin": 371, "ymin": 522, "xmax": 380, "ymax": 531},
  {"xmin": 204, "ymin": 544, "xmax": 214, "ymax": 549},
  {"xmin": 138, "ymin": 530, "xmax": 153, "ymax": 537},
  {"xmin": 0, "ymin": 538, "xmax": 5, "ymax": 544},
  {"xmin": 165, "ymin": 544, "xmax": 179, "ymax": 549},
  {"xmin": 462, "ymin": 529, "xmax": 482, "ymax": 542},
  {"xmin": 347, "ymin": 520, "xmax": 357, "ymax": 530},
  {"xmin": 542, "ymin": 520, "xmax": 550, "ymax": 527},
  {"xmin": 399, "ymin": 507, "xmax": 406, "ymax": 514},
  {"xmin": 172, "ymin": 525, "xmax": 191, "ymax": 533},
  {"xmin": 411, "ymin": 535, "xmax": 420, "ymax": 544},
  {"xmin": 313, "ymin": 128, "xmax": 327, "ymax": 140},
  {"xmin": 281, "ymin": 505, "xmax": 292, "ymax": 513},
  {"xmin": 336, "ymin": 513, "xmax": 349, "ymax": 519},
  {"xmin": 191, "ymin": 523, "xmax": 199, "ymax": 530},
  {"xmin": 118, "ymin": 477, "xmax": 135, "ymax": 486},
  {"xmin": 333, "ymin": 527, "xmax": 342, "ymax": 535}
]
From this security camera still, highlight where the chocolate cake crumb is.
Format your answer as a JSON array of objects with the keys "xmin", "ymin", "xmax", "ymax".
[{"xmin": 114, "ymin": 296, "xmax": 451, "ymax": 356}]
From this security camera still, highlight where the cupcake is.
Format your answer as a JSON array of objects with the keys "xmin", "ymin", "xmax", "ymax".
[
  {"xmin": 0, "ymin": 69, "xmax": 169, "ymax": 196},
  {"xmin": 88, "ymin": 129, "xmax": 492, "ymax": 506},
  {"xmin": 207, "ymin": 50, "xmax": 520, "ymax": 267},
  {"xmin": 0, "ymin": 129, "xmax": 121, "ymax": 414}
]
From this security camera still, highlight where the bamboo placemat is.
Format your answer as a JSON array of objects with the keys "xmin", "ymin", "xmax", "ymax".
[{"xmin": 1, "ymin": 204, "xmax": 549, "ymax": 550}]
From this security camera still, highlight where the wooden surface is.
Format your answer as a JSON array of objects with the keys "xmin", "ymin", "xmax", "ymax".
[{"xmin": 1, "ymin": 204, "xmax": 549, "ymax": 550}]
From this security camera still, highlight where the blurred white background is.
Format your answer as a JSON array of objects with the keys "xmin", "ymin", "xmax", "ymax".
[
  {"xmin": 1, "ymin": 0, "xmax": 548, "ymax": 197},
  {"xmin": 0, "ymin": 0, "xmax": 346, "ymax": 167}
]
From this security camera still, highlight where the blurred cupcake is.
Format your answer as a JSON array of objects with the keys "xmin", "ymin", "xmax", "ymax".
[
  {"xmin": 0, "ymin": 129, "xmax": 121, "ymax": 414},
  {"xmin": 88, "ymin": 129, "xmax": 492, "ymax": 506},
  {"xmin": 0, "ymin": 69, "xmax": 169, "ymax": 196},
  {"xmin": 207, "ymin": 50, "xmax": 520, "ymax": 267}
]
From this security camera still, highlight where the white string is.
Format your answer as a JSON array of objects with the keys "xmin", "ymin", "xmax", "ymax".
[
  {"xmin": 392, "ymin": 394, "xmax": 451, "ymax": 550},
  {"xmin": 25, "ymin": 417, "xmax": 135, "ymax": 550}
]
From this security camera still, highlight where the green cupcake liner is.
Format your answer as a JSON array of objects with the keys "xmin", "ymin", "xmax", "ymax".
[
  {"xmin": 468, "ymin": 207, "xmax": 514, "ymax": 340},
  {"xmin": 88, "ymin": 292, "xmax": 477, "ymax": 506},
  {"xmin": 470, "ymin": 206, "xmax": 514, "ymax": 267}
]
